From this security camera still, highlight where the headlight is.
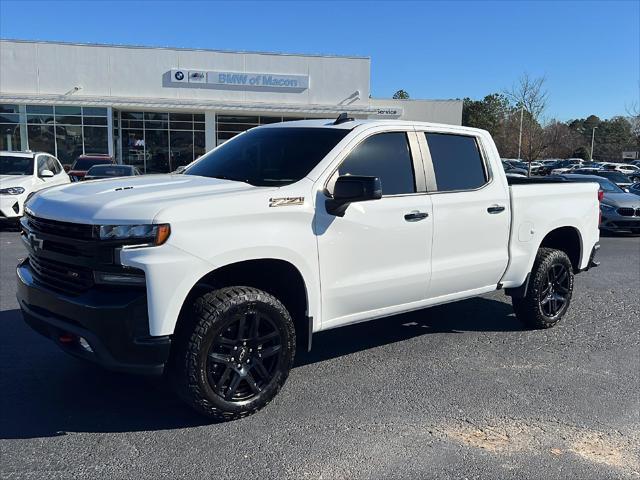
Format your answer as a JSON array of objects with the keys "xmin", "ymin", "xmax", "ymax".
[
  {"xmin": 600, "ymin": 204, "xmax": 616, "ymax": 212},
  {"xmin": 0, "ymin": 187, "xmax": 25, "ymax": 195},
  {"xmin": 95, "ymin": 223, "xmax": 171, "ymax": 245}
]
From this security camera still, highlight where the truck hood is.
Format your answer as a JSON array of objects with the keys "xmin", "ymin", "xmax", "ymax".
[
  {"xmin": 602, "ymin": 192, "xmax": 640, "ymax": 208},
  {"xmin": 27, "ymin": 174, "xmax": 266, "ymax": 224}
]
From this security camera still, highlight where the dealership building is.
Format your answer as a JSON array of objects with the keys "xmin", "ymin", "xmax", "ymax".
[{"xmin": 0, "ymin": 39, "xmax": 462, "ymax": 172}]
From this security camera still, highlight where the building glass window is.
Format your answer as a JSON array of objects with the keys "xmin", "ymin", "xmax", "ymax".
[
  {"xmin": 27, "ymin": 125, "xmax": 56, "ymax": 155},
  {"xmin": 83, "ymin": 126, "xmax": 109, "ymax": 154},
  {"xmin": 55, "ymin": 125, "xmax": 84, "ymax": 164},
  {"xmin": 0, "ymin": 104, "xmax": 21, "ymax": 151},
  {"xmin": 115, "ymin": 111, "xmax": 207, "ymax": 173},
  {"xmin": 0, "ymin": 104, "xmax": 110, "ymax": 165},
  {"xmin": 216, "ymin": 114, "xmax": 309, "ymax": 145},
  {"xmin": 122, "ymin": 129, "xmax": 145, "ymax": 171},
  {"xmin": 145, "ymin": 129, "xmax": 169, "ymax": 173}
]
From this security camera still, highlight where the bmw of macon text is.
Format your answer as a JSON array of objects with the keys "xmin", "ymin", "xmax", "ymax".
[{"xmin": 16, "ymin": 116, "xmax": 600, "ymax": 420}]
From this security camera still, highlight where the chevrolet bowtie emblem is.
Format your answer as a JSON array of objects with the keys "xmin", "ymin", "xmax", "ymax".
[{"xmin": 27, "ymin": 232, "xmax": 44, "ymax": 252}]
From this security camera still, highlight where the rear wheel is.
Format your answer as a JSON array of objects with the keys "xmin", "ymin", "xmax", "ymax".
[
  {"xmin": 170, "ymin": 286, "xmax": 296, "ymax": 420},
  {"xmin": 512, "ymin": 248, "xmax": 574, "ymax": 329}
]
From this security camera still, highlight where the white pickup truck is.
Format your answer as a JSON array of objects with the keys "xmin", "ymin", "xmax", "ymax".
[{"xmin": 17, "ymin": 116, "xmax": 601, "ymax": 420}]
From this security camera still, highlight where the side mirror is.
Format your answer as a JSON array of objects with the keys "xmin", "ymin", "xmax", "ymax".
[
  {"xmin": 39, "ymin": 169, "xmax": 54, "ymax": 178},
  {"xmin": 326, "ymin": 175, "xmax": 382, "ymax": 216},
  {"xmin": 63, "ymin": 165, "xmax": 71, "ymax": 172}
]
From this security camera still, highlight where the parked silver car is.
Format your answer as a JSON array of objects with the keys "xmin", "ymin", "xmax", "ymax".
[{"xmin": 555, "ymin": 174, "xmax": 640, "ymax": 234}]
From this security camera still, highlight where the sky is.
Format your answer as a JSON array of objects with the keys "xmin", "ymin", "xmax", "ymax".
[{"xmin": 0, "ymin": 0, "xmax": 638, "ymax": 121}]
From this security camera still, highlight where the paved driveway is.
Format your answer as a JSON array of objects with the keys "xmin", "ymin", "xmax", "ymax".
[{"xmin": 0, "ymin": 230, "xmax": 638, "ymax": 479}]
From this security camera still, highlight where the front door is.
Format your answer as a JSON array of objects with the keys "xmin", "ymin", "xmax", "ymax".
[{"xmin": 316, "ymin": 130, "xmax": 433, "ymax": 329}]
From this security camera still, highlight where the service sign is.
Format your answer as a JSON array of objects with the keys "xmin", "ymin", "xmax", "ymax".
[
  {"xmin": 372, "ymin": 107, "xmax": 403, "ymax": 118},
  {"xmin": 169, "ymin": 69, "xmax": 309, "ymax": 91}
]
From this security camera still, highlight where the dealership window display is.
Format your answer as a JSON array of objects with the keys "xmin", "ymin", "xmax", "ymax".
[
  {"xmin": 0, "ymin": 104, "xmax": 22, "ymax": 151},
  {"xmin": 115, "ymin": 111, "xmax": 205, "ymax": 173},
  {"xmin": 0, "ymin": 104, "xmax": 109, "ymax": 165}
]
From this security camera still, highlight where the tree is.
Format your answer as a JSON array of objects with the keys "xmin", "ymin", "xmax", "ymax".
[
  {"xmin": 505, "ymin": 74, "xmax": 548, "ymax": 163},
  {"xmin": 392, "ymin": 89, "xmax": 409, "ymax": 100},
  {"xmin": 572, "ymin": 146, "xmax": 590, "ymax": 161},
  {"xmin": 462, "ymin": 93, "xmax": 510, "ymax": 134},
  {"xmin": 567, "ymin": 115, "xmax": 636, "ymax": 161},
  {"xmin": 543, "ymin": 120, "xmax": 583, "ymax": 159}
]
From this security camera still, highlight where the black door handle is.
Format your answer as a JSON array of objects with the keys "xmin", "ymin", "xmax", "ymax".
[
  {"xmin": 487, "ymin": 205, "xmax": 506, "ymax": 214},
  {"xmin": 404, "ymin": 211, "xmax": 429, "ymax": 221}
]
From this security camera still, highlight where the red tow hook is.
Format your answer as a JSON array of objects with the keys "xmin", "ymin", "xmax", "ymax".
[{"xmin": 58, "ymin": 333, "xmax": 77, "ymax": 344}]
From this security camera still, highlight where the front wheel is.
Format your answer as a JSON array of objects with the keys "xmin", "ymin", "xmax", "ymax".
[
  {"xmin": 512, "ymin": 248, "xmax": 574, "ymax": 329},
  {"xmin": 170, "ymin": 286, "xmax": 296, "ymax": 420}
]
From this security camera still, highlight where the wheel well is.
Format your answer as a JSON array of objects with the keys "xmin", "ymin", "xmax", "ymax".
[
  {"xmin": 175, "ymin": 259, "xmax": 309, "ymax": 349},
  {"xmin": 539, "ymin": 227, "xmax": 582, "ymax": 270}
]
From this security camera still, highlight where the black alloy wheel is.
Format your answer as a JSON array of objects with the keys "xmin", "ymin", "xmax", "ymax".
[
  {"xmin": 206, "ymin": 306, "xmax": 283, "ymax": 403},
  {"xmin": 538, "ymin": 263, "xmax": 571, "ymax": 317},
  {"xmin": 512, "ymin": 248, "xmax": 574, "ymax": 329},
  {"xmin": 170, "ymin": 286, "xmax": 296, "ymax": 420}
]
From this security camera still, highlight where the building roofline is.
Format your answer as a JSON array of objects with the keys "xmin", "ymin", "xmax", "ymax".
[
  {"xmin": 0, "ymin": 38, "xmax": 371, "ymax": 61},
  {"xmin": 0, "ymin": 92, "xmax": 379, "ymax": 115},
  {"xmin": 370, "ymin": 97, "xmax": 462, "ymax": 103}
]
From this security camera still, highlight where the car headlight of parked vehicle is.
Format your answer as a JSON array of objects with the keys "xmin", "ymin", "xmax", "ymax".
[
  {"xmin": 0, "ymin": 186, "xmax": 25, "ymax": 195},
  {"xmin": 599, "ymin": 203, "xmax": 616, "ymax": 213},
  {"xmin": 95, "ymin": 223, "xmax": 171, "ymax": 245}
]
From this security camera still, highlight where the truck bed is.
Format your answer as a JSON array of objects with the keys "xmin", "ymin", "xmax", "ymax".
[{"xmin": 500, "ymin": 180, "xmax": 600, "ymax": 289}]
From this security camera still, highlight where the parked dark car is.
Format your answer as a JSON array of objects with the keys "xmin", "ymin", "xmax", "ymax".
[
  {"xmin": 84, "ymin": 164, "xmax": 141, "ymax": 181},
  {"xmin": 67, "ymin": 154, "xmax": 115, "ymax": 181},
  {"xmin": 501, "ymin": 161, "xmax": 527, "ymax": 176},
  {"xmin": 590, "ymin": 170, "xmax": 634, "ymax": 190},
  {"xmin": 537, "ymin": 158, "xmax": 582, "ymax": 176},
  {"xmin": 554, "ymin": 174, "xmax": 640, "ymax": 234}
]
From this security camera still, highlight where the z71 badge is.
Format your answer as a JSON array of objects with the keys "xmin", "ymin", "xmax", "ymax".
[{"xmin": 269, "ymin": 197, "xmax": 305, "ymax": 207}]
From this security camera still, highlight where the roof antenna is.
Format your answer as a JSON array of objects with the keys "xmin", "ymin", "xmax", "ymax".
[{"xmin": 333, "ymin": 112, "xmax": 354, "ymax": 125}]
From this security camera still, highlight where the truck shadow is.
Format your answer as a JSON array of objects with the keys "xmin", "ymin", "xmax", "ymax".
[
  {"xmin": 0, "ymin": 296, "xmax": 519, "ymax": 439},
  {"xmin": 296, "ymin": 296, "xmax": 519, "ymax": 367}
]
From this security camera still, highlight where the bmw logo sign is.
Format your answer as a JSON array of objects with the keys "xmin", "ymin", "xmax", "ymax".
[{"xmin": 174, "ymin": 71, "xmax": 185, "ymax": 81}]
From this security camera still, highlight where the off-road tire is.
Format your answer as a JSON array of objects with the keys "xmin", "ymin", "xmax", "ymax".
[
  {"xmin": 512, "ymin": 248, "xmax": 574, "ymax": 329},
  {"xmin": 170, "ymin": 286, "xmax": 296, "ymax": 420}
]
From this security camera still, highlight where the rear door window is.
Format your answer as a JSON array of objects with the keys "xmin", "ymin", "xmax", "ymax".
[{"xmin": 425, "ymin": 133, "xmax": 487, "ymax": 192}]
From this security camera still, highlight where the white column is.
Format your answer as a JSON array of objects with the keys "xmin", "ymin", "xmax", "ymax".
[
  {"xmin": 205, "ymin": 111, "xmax": 216, "ymax": 152},
  {"xmin": 19, "ymin": 104, "xmax": 28, "ymax": 150},
  {"xmin": 107, "ymin": 106, "xmax": 115, "ymax": 160}
]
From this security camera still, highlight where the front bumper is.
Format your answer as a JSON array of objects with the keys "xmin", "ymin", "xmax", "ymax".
[
  {"xmin": 16, "ymin": 258, "xmax": 170, "ymax": 375},
  {"xmin": 0, "ymin": 195, "xmax": 24, "ymax": 219},
  {"xmin": 600, "ymin": 212, "xmax": 640, "ymax": 233}
]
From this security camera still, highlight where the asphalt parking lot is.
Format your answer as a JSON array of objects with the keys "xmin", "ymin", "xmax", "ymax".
[{"xmin": 0, "ymin": 229, "xmax": 638, "ymax": 480}]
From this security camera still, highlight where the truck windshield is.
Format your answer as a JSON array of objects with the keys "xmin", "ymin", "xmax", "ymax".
[
  {"xmin": 185, "ymin": 127, "xmax": 349, "ymax": 186},
  {"xmin": 0, "ymin": 156, "xmax": 34, "ymax": 175}
]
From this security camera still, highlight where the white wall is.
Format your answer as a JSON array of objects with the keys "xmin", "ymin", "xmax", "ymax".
[
  {"xmin": 0, "ymin": 40, "xmax": 371, "ymax": 108},
  {"xmin": 370, "ymin": 98, "xmax": 463, "ymax": 125}
]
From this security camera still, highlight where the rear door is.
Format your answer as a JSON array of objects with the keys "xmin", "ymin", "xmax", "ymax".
[
  {"xmin": 316, "ymin": 128, "xmax": 433, "ymax": 328},
  {"xmin": 417, "ymin": 130, "xmax": 510, "ymax": 298}
]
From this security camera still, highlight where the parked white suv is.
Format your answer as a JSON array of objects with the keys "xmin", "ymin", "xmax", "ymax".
[
  {"xmin": 1, "ymin": 151, "xmax": 69, "ymax": 222},
  {"xmin": 17, "ymin": 117, "xmax": 600, "ymax": 420}
]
